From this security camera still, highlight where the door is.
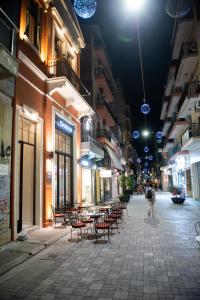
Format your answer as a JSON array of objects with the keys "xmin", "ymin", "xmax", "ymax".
[
  {"xmin": 17, "ymin": 117, "xmax": 36, "ymax": 233},
  {"xmin": 55, "ymin": 153, "xmax": 72, "ymax": 209}
]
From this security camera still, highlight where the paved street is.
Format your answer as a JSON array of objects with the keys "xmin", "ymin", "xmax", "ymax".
[{"xmin": 0, "ymin": 192, "xmax": 200, "ymax": 300}]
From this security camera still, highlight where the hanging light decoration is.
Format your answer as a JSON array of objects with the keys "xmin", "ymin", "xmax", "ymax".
[
  {"xmin": 141, "ymin": 102, "xmax": 150, "ymax": 115},
  {"xmin": 137, "ymin": 158, "xmax": 141, "ymax": 163},
  {"xmin": 144, "ymin": 146, "xmax": 149, "ymax": 153},
  {"xmin": 156, "ymin": 131, "xmax": 163, "ymax": 139},
  {"xmin": 165, "ymin": 0, "xmax": 192, "ymax": 18},
  {"xmin": 148, "ymin": 155, "xmax": 153, "ymax": 161},
  {"xmin": 132, "ymin": 130, "xmax": 140, "ymax": 139},
  {"xmin": 74, "ymin": 0, "xmax": 97, "ymax": 19},
  {"xmin": 145, "ymin": 162, "xmax": 148, "ymax": 167}
]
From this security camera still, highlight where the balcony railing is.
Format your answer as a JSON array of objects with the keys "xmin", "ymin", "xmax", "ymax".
[
  {"xmin": 0, "ymin": 8, "xmax": 18, "ymax": 56},
  {"xmin": 96, "ymin": 95, "xmax": 117, "ymax": 123},
  {"xmin": 181, "ymin": 123, "xmax": 200, "ymax": 147},
  {"xmin": 188, "ymin": 81, "xmax": 200, "ymax": 98},
  {"xmin": 95, "ymin": 66, "xmax": 116, "ymax": 95},
  {"xmin": 48, "ymin": 58, "xmax": 90, "ymax": 97},
  {"xmin": 97, "ymin": 129, "xmax": 112, "ymax": 142}
]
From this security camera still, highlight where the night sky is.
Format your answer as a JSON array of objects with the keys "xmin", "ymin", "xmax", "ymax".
[{"xmin": 73, "ymin": 0, "xmax": 174, "ymax": 156}]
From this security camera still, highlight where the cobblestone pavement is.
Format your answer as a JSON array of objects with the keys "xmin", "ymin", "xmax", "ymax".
[{"xmin": 0, "ymin": 192, "xmax": 200, "ymax": 300}]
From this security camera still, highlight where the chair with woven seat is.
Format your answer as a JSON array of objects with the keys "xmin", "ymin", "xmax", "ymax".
[
  {"xmin": 95, "ymin": 219, "xmax": 111, "ymax": 244},
  {"xmin": 69, "ymin": 213, "xmax": 86, "ymax": 243},
  {"xmin": 51, "ymin": 206, "xmax": 65, "ymax": 227}
]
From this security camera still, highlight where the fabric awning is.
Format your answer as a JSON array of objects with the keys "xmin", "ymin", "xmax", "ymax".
[{"xmin": 104, "ymin": 145, "xmax": 123, "ymax": 170}]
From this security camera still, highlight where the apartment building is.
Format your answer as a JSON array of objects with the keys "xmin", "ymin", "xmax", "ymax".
[
  {"xmin": 80, "ymin": 25, "xmax": 135, "ymax": 202},
  {"xmin": 160, "ymin": 2, "xmax": 200, "ymax": 199}
]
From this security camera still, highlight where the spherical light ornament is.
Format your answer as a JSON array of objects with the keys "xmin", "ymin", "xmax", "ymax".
[
  {"xmin": 144, "ymin": 146, "xmax": 149, "ymax": 153},
  {"xmin": 74, "ymin": 0, "xmax": 97, "ymax": 19},
  {"xmin": 137, "ymin": 158, "xmax": 141, "ymax": 163},
  {"xmin": 141, "ymin": 103, "xmax": 150, "ymax": 115},
  {"xmin": 165, "ymin": 0, "xmax": 191, "ymax": 18},
  {"xmin": 132, "ymin": 130, "xmax": 140, "ymax": 139},
  {"xmin": 148, "ymin": 155, "xmax": 153, "ymax": 161},
  {"xmin": 156, "ymin": 131, "xmax": 163, "ymax": 139}
]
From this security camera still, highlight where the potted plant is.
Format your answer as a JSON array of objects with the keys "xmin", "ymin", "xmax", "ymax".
[
  {"xmin": 171, "ymin": 186, "xmax": 185, "ymax": 204},
  {"xmin": 125, "ymin": 176, "xmax": 134, "ymax": 196},
  {"xmin": 119, "ymin": 174, "xmax": 131, "ymax": 202}
]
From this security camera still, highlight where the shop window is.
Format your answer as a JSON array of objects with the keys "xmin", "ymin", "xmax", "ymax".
[{"xmin": 25, "ymin": 0, "xmax": 42, "ymax": 50}]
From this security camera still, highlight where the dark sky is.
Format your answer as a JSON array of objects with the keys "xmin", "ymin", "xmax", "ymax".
[{"xmin": 75, "ymin": 0, "xmax": 174, "ymax": 157}]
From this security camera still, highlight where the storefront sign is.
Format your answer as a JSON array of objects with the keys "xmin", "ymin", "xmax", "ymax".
[
  {"xmin": 55, "ymin": 115, "xmax": 74, "ymax": 135},
  {"xmin": 100, "ymin": 170, "xmax": 112, "ymax": 178}
]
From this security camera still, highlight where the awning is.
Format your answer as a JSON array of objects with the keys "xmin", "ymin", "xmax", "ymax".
[{"xmin": 104, "ymin": 145, "xmax": 123, "ymax": 170}]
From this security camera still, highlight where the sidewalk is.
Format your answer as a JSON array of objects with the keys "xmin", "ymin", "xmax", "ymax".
[{"xmin": 0, "ymin": 225, "xmax": 71, "ymax": 277}]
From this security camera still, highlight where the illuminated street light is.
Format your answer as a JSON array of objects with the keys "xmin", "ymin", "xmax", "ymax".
[
  {"xmin": 142, "ymin": 130, "xmax": 150, "ymax": 137},
  {"xmin": 125, "ymin": 0, "xmax": 146, "ymax": 13}
]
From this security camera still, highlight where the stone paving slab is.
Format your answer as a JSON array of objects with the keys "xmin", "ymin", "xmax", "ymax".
[{"xmin": 0, "ymin": 193, "xmax": 200, "ymax": 299}]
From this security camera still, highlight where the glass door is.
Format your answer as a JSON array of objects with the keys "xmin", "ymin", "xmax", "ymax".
[{"xmin": 55, "ymin": 153, "xmax": 72, "ymax": 209}]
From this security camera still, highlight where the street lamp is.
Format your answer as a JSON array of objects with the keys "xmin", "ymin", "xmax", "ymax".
[
  {"xmin": 124, "ymin": 0, "xmax": 146, "ymax": 13},
  {"xmin": 142, "ymin": 130, "xmax": 150, "ymax": 137}
]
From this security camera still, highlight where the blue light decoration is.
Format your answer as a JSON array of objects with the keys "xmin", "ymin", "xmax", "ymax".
[
  {"xmin": 74, "ymin": 0, "xmax": 97, "ymax": 19},
  {"xmin": 148, "ymin": 155, "xmax": 153, "ymax": 161},
  {"xmin": 141, "ymin": 103, "xmax": 150, "ymax": 115},
  {"xmin": 156, "ymin": 131, "xmax": 163, "ymax": 139},
  {"xmin": 144, "ymin": 146, "xmax": 149, "ymax": 153},
  {"xmin": 132, "ymin": 130, "xmax": 140, "ymax": 139},
  {"xmin": 165, "ymin": 0, "xmax": 191, "ymax": 18},
  {"xmin": 145, "ymin": 162, "xmax": 148, "ymax": 167},
  {"xmin": 137, "ymin": 158, "xmax": 141, "ymax": 163}
]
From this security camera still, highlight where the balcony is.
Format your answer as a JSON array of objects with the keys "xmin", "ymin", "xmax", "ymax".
[
  {"xmin": 167, "ymin": 87, "xmax": 182, "ymax": 118},
  {"xmin": 172, "ymin": 18, "xmax": 194, "ymax": 60},
  {"xmin": 160, "ymin": 97, "xmax": 170, "ymax": 120},
  {"xmin": 97, "ymin": 129, "xmax": 115, "ymax": 151},
  {"xmin": 168, "ymin": 119, "xmax": 189, "ymax": 139},
  {"xmin": 175, "ymin": 41, "xmax": 198, "ymax": 88},
  {"xmin": 96, "ymin": 96, "xmax": 115, "ymax": 127},
  {"xmin": 162, "ymin": 139, "xmax": 174, "ymax": 153},
  {"xmin": 169, "ymin": 143, "xmax": 181, "ymax": 159},
  {"xmin": 95, "ymin": 66, "xmax": 114, "ymax": 102},
  {"xmin": 81, "ymin": 136, "xmax": 104, "ymax": 160},
  {"xmin": 181, "ymin": 123, "xmax": 200, "ymax": 151},
  {"xmin": 0, "ymin": 8, "xmax": 18, "ymax": 79},
  {"xmin": 162, "ymin": 118, "xmax": 172, "ymax": 136},
  {"xmin": 178, "ymin": 81, "xmax": 200, "ymax": 118},
  {"xmin": 164, "ymin": 65, "xmax": 176, "ymax": 97},
  {"xmin": 47, "ymin": 58, "xmax": 92, "ymax": 118}
]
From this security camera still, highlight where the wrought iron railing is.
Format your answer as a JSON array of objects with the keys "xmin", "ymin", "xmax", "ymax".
[
  {"xmin": 181, "ymin": 123, "xmax": 200, "ymax": 147},
  {"xmin": 48, "ymin": 58, "xmax": 90, "ymax": 97},
  {"xmin": 0, "ymin": 8, "xmax": 18, "ymax": 56},
  {"xmin": 96, "ymin": 95, "xmax": 116, "ymax": 123},
  {"xmin": 96, "ymin": 129, "xmax": 112, "ymax": 142},
  {"xmin": 95, "ymin": 66, "xmax": 116, "ymax": 95}
]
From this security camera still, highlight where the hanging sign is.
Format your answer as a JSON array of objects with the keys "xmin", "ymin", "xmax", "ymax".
[{"xmin": 55, "ymin": 115, "xmax": 74, "ymax": 135}]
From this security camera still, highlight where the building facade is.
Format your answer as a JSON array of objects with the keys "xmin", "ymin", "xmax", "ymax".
[{"xmin": 160, "ymin": 2, "xmax": 200, "ymax": 199}]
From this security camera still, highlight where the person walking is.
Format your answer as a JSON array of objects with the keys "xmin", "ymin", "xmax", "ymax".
[{"xmin": 145, "ymin": 184, "xmax": 156, "ymax": 216}]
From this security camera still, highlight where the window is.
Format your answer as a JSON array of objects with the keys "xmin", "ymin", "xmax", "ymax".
[{"xmin": 26, "ymin": 0, "xmax": 42, "ymax": 50}]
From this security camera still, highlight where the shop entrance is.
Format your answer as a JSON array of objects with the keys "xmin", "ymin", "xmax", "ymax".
[{"xmin": 18, "ymin": 117, "xmax": 36, "ymax": 233}]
